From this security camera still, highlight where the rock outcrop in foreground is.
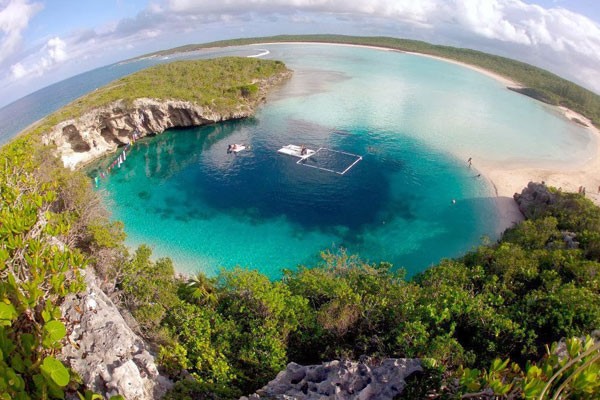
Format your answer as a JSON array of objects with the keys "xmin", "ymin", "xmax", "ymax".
[
  {"xmin": 514, "ymin": 181, "xmax": 557, "ymax": 219},
  {"xmin": 43, "ymin": 70, "xmax": 291, "ymax": 169},
  {"xmin": 242, "ymin": 358, "xmax": 422, "ymax": 400},
  {"xmin": 61, "ymin": 271, "xmax": 172, "ymax": 399}
]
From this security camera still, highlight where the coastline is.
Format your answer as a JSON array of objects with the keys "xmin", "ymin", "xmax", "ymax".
[
  {"xmin": 420, "ymin": 54, "xmax": 600, "ymax": 233},
  {"xmin": 254, "ymin": 41, "xmax": 599, "ymax": 235},
  {"xmin": 11, "ymin": 40, "xmax": 600, "ymax": 238}
]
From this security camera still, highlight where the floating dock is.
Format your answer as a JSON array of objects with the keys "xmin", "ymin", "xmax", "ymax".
[
  {"xmin": 277, "ymin": 144, "xmax": 315, "ymax": 158},
  {"xmin": 278, "ymin": 144, "xmax": 362, "ymax": 175}
]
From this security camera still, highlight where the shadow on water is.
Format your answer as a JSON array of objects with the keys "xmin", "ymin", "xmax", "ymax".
[{"xmin": 86, "ymin": 119, "xmax": 256, "ymax": 180}]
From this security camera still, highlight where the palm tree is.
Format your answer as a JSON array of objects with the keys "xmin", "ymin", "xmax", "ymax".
[{"xmin": 187, "ymin": 272, "xmax": 218, "ymax": 306}]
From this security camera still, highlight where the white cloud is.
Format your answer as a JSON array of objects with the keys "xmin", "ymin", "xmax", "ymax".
[
  {"xmin": 9, "ymin": 61, "xmax": 25, "ymax": 78},
  {"xmin": 2, "ymin": 0, "xmax": 600, "ymax": 104},
  {"xmin": 47, "ymin": 37, "xmax": 67, "ymax": 62},
  {"xmin": 161, "ymin": 0, "xmax": 600, "ymax": 68},
  {"xmin": 164, "ymin": 0, "xmax": 600, "ymax": 91},
  {"xmin": 9, "ymin": 35, "xmax": 68, "ymax": 79},
  {"xmin": 0, "ymin": 0, "xmax": 43, "ymax": 63}
]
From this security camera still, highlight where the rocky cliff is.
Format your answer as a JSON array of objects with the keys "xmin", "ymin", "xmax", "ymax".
[
  {"xmin": 513, "ymin": 181, "xmax": 557, "ymax": 219},
  {"xmin": 43, "ymin": 70, "xmax": 291, "ymax": 169},
  {"xmin": 61, "ymin": 270, "xmax": 172, "ymax": 399},
  {"xmin": 242, "ymin": 358, "xmax": 422, "ymax": 400}
]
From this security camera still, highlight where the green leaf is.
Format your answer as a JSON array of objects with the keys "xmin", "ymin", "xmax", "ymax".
[
  {"xmin": 40, "ymin": 356, "xmax": 70, "ymax": 387},
  {"xmin": 78, "ymin": 390, "xmax": 104, "ymax": 400},
  {"xmin": 0, "ymin": 248, "xmax": 8, "ymax": 267},
  {"xmin": 490, "ymin": 358, "xmax": 510, "ymax": 373},
  {"xmin": 489, "ymin": 379, "xmax": 512, "ymax": 395},
  {"xmin": 526, "ymin": 365, "xmax": 542, "ymax": 379},
  {"xmin": 42, "ymin": 310, "xmax": 51, "ymax": 323},
  {"xmin": 566, "ymin": 337, "xmax": 581, "ymax": 359},
  {"xmin": 43, "ymin": 320, "xmax": 66, "ymax": 347},
  {"xmin": 20, "ymin": 333, "xmax": 35, "ymax": 357},
  {"xmin": 0, "ymin": 303, "xmax": 17, "ymax": 326},
  {"xmin": 522, "ymin": 378, "xmax": 545, "ymax": 399},
  {"xmin": 11, "ymin": 354, "xmax": 25, "ymax": 373}
]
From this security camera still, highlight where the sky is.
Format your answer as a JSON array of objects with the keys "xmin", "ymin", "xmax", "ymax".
[{"xmin": 1, "ymin": 0, "xmax": 600, "ymax": 108}]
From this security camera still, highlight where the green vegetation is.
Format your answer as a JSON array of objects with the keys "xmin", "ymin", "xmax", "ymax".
[
  {"xmin": 2, "ymin": 141, "xmax": 599, "ymax": 400},
  {"xmin": 112, "ymin": 186, "xmax": 600, "ymax": 398},
  {"xmin": 143, "ymin": 34, "xmax": 600, "ymax": 127},
  {"xmin": 25, "ymin": 57, "xmax": 288, "ymax": 141},
  {"xmin": 0, "ymin": 136, "xmax": 113, "ymax": 398},
  {"xmin": 2, "ymin": 52, "xmax": 599, "ymax": 398}
]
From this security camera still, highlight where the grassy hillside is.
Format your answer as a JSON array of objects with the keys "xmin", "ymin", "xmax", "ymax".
[
  {"xmin": 26, "ymin": 57, "xmax": 288, "ymax": 138},
  {"xmin": 142, "ymin": 34, "xmax": 600, "ymax": 127}
]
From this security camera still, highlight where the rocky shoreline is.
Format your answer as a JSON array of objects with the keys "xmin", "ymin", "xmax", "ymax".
[{"xmin": 42, "ymin": 70, "xmax": 292, "ymax": 169}]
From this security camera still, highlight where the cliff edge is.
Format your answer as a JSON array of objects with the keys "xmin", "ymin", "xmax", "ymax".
[{"xmin": 41, "ymin": 60, "xmax": 291, "ymax": 169}]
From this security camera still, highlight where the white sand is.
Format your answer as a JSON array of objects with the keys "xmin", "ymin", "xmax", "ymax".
[
  {"xmin": 255, "ymin": 42, "xmax": 599, "ymax": 234},
  {"xmin": 411, "ymin": 50, "xmax": 600, "ymax": 233},
  {"xmin": 406, "ymin": 48, "xmax": 599, "ymax": 233}
]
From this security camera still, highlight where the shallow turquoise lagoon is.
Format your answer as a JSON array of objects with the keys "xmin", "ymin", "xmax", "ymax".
[{"xmin": 93, "ymin": 44, "xmax": 593, "ymax": 278}]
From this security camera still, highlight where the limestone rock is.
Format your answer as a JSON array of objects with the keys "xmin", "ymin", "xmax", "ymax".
[
  {"xmin": 43, "ymin": 70, "xmax": 291, "ymax": 169},
  {"xmin": 242, "ymin": 358, "xmax": 422, "ymax": 400},
  {"xmin": 513, "ymin": 181, "xmax": 557, "ymax": 219},
  {"xmin": 61, "ymin": 270, "xmax": 172, "ymax": 399}
]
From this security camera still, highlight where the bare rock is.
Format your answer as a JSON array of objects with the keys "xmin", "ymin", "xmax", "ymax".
[
  {"xmin": 42, "ymin": 70, "xmax": 291, "ymax": 169},
  {"xmin": 243, "ymin": 358, "xmax": 422, "ymax": 400},
  {"xmin": 513, "ymin": 181, "xmax": 557, "ymax": 219},
  {"xmin": 61, "ymin": 270, "xmax": 172, "ymax": 399}
]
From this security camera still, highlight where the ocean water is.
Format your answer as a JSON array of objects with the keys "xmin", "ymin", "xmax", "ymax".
[{"xmin": 2, "ymin": 43, "xmax": 594, "ymax": 278}]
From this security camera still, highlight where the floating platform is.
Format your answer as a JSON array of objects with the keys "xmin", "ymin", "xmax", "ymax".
[
  {"xmin": 278, "ymin": 144, "xmax": 362, "ymax": 175},
  {"xmin": 277, "ymin": 144, "xmax": 315, "ymax": 158}
]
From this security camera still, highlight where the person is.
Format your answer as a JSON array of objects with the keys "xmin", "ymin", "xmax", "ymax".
[
  {"xmin": 301, "ymin": 145, "xmax": 307, "ymax": 156},
  {"xmin": 467, "ymin": 157, "xmax": 472, "ymax": 168},
  {"xmin": 227, "ymin": 144, "xmax": 233, "ymax": 154}
]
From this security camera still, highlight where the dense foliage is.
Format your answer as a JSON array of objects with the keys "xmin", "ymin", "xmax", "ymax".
[
  {"xmin": 0, "ymin": 131, "xmax": 131, "ymax": 397},
  {"xmin": 112, "ymin": 187, "xmax": 600, "ymax": 398},
  {"xmin": 0, "ymin": 136, "xmax": 104, "ymax": 398},
  {"xmin": 145, "ymin": 34, "xmax": 600, "ymax": 127},
  {"xmin": 3, "ymin": 134, "xmax": 597, "ymax": 398}
]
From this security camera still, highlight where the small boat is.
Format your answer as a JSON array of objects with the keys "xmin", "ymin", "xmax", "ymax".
[
  {"xmin": 277, "ymin": 144, "xmax": 315, "ymax": 158},
  {"xmin": 228, "ymin": 144, "xmax": 247, "ymax": 153}
]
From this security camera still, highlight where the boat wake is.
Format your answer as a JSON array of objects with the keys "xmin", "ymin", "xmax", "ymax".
[{"xmin": 247, "ymin": 49, "xmax": 270, "ymax": 58}]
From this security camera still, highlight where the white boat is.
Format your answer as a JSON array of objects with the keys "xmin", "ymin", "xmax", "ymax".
[
  {"xmin": 228, "ymin": 144, "xmax": 247, "ymax": 153},
  {"xmin": 277, "ymin": 144, "xmax": 315, "ymax": 158}
]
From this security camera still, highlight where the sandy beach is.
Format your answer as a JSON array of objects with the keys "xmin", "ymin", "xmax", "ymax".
[
  {"xmin": 412, "ymin": 55, "xmax": 600, "ymax": 234},
  {"xmin": 254, "ymin": 42, "xmax": 600, "ymax": 234},
  {"xmin": 412, "ymin": 49, "xmax": 600, "ymax": 232}
]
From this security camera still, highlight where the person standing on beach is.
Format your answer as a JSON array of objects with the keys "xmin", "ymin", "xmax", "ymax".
[{"xmin": 467, "ymin": 157, "xmax": 472, "ymax": 168}]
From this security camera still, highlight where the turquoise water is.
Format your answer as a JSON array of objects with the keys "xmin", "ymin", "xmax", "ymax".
[
  {"xmin": 97, "ymin": 121, "xmax": 493, "ymax": 278},
  {"xmin": 88, "ymin": 44, "xmax": 593, "ymax": 278}
]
